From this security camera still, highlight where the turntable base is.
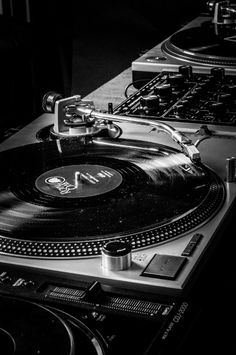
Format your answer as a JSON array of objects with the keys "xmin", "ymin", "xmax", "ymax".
[
  {"xmin": 132, "ymin": 15, "xmax": 236, "ymax": 82},
  {"xmin": 0, "ymin": 108, "xmax": 235, "ymax": 296},
  {"xmin": 0, "ymin": 13, "xmax": 236, "ymax": 295},
  {"xmin": 0, "ymin": 3, "xmax": 236, "ymax": 353}
]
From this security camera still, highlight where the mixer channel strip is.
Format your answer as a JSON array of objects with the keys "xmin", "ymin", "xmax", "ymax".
[{"xmin": 114, "ymin": 69, "xmax": 236, "ymax": 125}]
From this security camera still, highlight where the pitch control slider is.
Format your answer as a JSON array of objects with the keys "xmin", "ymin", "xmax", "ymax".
[{"xmin": 75, "ymin": 105, "xmax": 201, "ymax": 163}]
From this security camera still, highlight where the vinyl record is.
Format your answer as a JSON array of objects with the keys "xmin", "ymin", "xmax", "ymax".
[
  {"xmin": 0, "ymin": 138, "xmax": 225, "ymax": 258},
  {"xmin": 0, "ymin": 297, "xmax": 106, "ymax": 355},
  {"xmin": 162, "ymin": 20, "xmax": 236, "ymax": 66}
]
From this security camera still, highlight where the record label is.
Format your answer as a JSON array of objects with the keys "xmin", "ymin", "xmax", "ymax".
[
  {"xmin": 0, "ymin": 139, "xmax": 225, "ymax": 258},
  {"xmin": 35, "ymin": 164, "xmax": 123, "ymax": 198}
]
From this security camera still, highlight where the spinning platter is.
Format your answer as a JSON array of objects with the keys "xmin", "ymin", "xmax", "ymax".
[
  {"xmin": 0, "ymin": 88, "xmax": 235, "ymax": 296},
  {"xmin": 0, "ymin": 3, "xmax": 236, "ymax": 353},
  {"xmin": 132, "ymin": 1, "xmax": 236, "ymax": 81},
  {"xmin": 0, "ymin": 138, "xmax": 225, "ymax": 259},
  {"xmin": 0, "ymin": 2, "xmax": 236, "ymax": 295},
  {"xmin": 0, "ymin": 293, "xmax": 197, "ymax": 355},
  {"xmin": 162, "ymin": 21, "xmax": 236, "ymax": 67},
  {"xmin": 163, "ymin": 25, "xmax": 236, "ymax": 67},
  {"xmin": 0, "ymin": 298, "xmax": 84, "ymax": 355}
]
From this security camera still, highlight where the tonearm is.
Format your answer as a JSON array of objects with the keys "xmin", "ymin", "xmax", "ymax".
[{"xmin": 42, "ymin": 92, "xmax": 201, "ymax": 163}]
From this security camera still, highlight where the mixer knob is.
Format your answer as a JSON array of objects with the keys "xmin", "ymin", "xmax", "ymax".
[
  {"xmin": 167, "ymin": 73, "xmax": 185, "ymax": 87},
  {"xmin": 217, "ymin": 93, "xmax": 232, "ymax": 104},
  {"xmin": 185, "ymin": 95, "xmax": 195, "ymax": 103},
  {"xmin": 210, "ymin": 67, "xmax": 225, "ymax": 81},
  {"xmin": 226, "ymin": 85, "xmax": 236, "ymax": 98},
  {"xmin": 140, "ymin": 94, "xmax": 159, "ymax": 111},
  {"xmin": 209, "ymin": 101, "xmax": 226, "ymax": 115},
  {"xmin": 191, "ymin": 86, "xmax": 203, "ymax": 97},
  {"xmin": 179, "ymin": 65, "xmax": 193, "ymax": 79},
  {"xmin": 200, "ymin": 77, "xmax": 212, "ymax": 87},
  {"xmin": 174, "ymin": 104, "xmax": 185, "ymax": 115},
  {"xmin": 154, "ymin": 84, "xmax": 172, "ymax": 100},
  {"xmin": 101, "ymin": 240, "xmax": 132, "ymax": 271},
  {"xmin": 180, "ymin": 99, "xmax": 191, "ymax": 107}
]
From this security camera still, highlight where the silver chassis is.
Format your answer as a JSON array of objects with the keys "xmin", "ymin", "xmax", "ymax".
[
  {"xmin": 0, "ymin": 111, "xmax": 235, "ymax": 297},
  {"xmin": 132, "ymin": 16, "xmax": 236, "ymax": 77}
]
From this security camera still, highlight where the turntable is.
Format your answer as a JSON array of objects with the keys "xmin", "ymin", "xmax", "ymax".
[
  {"xmin": 132, "ymin": 1, "xmax": 236, "ymax": 82},
  {"xmin": 0, "ymin": 91, "xmax": 235, "ymax": 299},
  {"xmin": 0, "ymin": 4, "xmax": 236, "ymax": 353},
  {"xmin": 0, "ymin": 289, "xmax": 198, "ymax": 355}
]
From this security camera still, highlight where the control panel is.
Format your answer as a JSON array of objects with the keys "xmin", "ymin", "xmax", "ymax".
[{"xmin": 115, "ymin": 66, "xmax": 236, "ymax": 126}]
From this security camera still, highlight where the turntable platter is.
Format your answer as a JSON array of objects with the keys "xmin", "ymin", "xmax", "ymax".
[
  {"xmin": 0, "ymin": 297, "xmax": 106, "ymax": 355},
  {"xmin": 0, "ymin": 138, "xmax": 225, "ymax": 258},
  {"xmin": 162, "ymin": 21, "xmax": 236, "ymax": 66}
]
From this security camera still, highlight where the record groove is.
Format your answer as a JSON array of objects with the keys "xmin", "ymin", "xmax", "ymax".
[
  {"xmin": 0, "ymin": 139, "xmax": 225, "ymax": 258},
  {"xmin": 0, "ymin": 297, "xmax": 106, "ymax": 355},
  {"xmin": 163, "ymin": 21, "xmax": 236, "ymax": 66}
]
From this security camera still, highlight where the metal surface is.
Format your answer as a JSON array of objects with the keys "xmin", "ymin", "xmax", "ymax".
[
  {"xmin": 132, "ymin": 16, "xmax": 236, "ymax": 78},
  {"xmin": 0, "ymin": 109, "xmax": 235, "ymax": 296}
]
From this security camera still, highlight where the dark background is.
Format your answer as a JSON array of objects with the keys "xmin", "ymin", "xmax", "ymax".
[
  {"xmin": 0, "ymin": 2, "xmax": 235, "ymax": 352},
  {"xmin": 0, "ymin": 0, "xmax": 206, "ymax": 135}
]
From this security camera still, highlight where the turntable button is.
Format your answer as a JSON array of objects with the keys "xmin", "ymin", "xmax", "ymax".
[
  {"xmin": 181, "ymin": 233, "xmax": 203, "ymax": 256},
  {"xmin": 141, "ymin": 254, "xmax": 187, "ymax": 280},
  {"xmin": 145, "ymin": 56, "xmax": 167, "ymax": 62},
  {"xmin": 181, "ymin": 243, "xmax": 197, "ymax": 257},
  {"xmin": 190, "ymin": 233, "xmax": 203, "ymax": 243}
]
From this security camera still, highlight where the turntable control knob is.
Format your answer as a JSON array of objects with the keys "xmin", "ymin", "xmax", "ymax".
[
  {"xmin": 140, "ymin": 95, "xmax": 159, "ymax": 111},
  {"xmin": 101, "ymin": 240, "xmax": 132, "ymax": 271},
  {"xmin": 179, "ymin": 65, "xmax": 193, "ymax": 79},
  {"xmin": 210, "ymin": 67, "xmax": 225, "ymax": 81}
]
